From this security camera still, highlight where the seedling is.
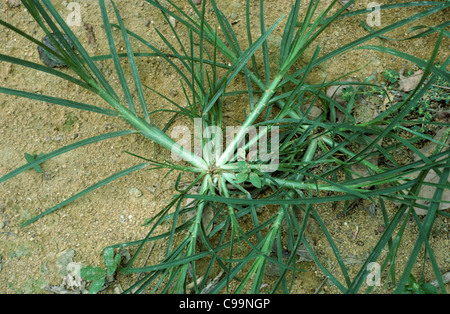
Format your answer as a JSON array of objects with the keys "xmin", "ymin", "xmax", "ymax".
[
  {"xmin": 63, "ymin": 112, "xmax": 78, "ymax": 132},
  {"xmin": 402, "ymin": 274, "xmax": 439, "ymax": 294},
  {"xmin": 80, "ymin": 248, "xmax": 121, "ymax": 294},
  {"xmin": 24, "ymin": 153, "xmax": 44, "ymax": 173},
  {"xmin": 383, "ymin": 69, "xmax": 400, "ymax": 85}
]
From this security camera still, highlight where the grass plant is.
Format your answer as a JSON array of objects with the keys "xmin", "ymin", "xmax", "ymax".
[{"xmin": 1, "ymin": 0, "xmax": 449, "ymax": 293}]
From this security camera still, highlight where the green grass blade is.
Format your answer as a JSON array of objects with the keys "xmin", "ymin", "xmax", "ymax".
[
  {"xmin": 92, "ymin": 50, "xmax": 232, "ymax": 71},
  {"xmin": 99, "ymin": 0, "xmax": 136, "ymax": 114},
  {"xmin": 0, "ymin": 86, "xmax": 118, "ymax": 116},
  {"xmin": 21, "ymin": 0, "xmax": 85, "ymax": 70},
  {"xmin": 355, "ymin": 46, "xmax": 449, "ymax": 83},
  {"xmin": 394, "ymin": 163, "xmax": 450, "ymax": 293},
  {"xmin": 245, "ymin": 0, "xmax": 260, "ymax": 80},
  {"xmin": 346, "ymin": 170, "xmax": 430, "ymax": 293},
  {"xmin": 209, "ymin": 0, "xmax": 241, "ymax": 56},
  {"xmin": 0, "ymin": 54, "xmax": 93, "ymax": 91},
  {"xmin": 279, "ymin": 0, "xmax": 301, "ymax": 67},
  {"xmin": 21, "ymin": 162, "xmax": 148, "ymax": 228},
  {"xmin": 110, "ymin": 0, "xmax": 149, "ymax": 122},
  {"xmin": 0, "ymin": 130, "xmax": 137, "ymax": 184},
  {"xmin": 289, "ymin": 2, "xmax": 449, "ymax": 80},
  {"xmin": 259, "ymin": 0, "xmax": 271, "ymax": 86},
  {"xmin": 119, "ymin": 25, "xmax": 197, "ymax": 98},
  {"xmin": 330, "ymin": 1, "xmax": 449, "ymax": 24},
  {"xmin": 38, "ymin": 0, "xmax": 120, "ymax": 99},
  {"xmin": 348, "ymin": 36, "xmax": 447, "ymax": 166},
  {"xmin": 202, "ymin": 15, "xmax": 284, "ymax": 114},
  {"xmin": 145, "ymin": 0, "xmax": 235, "ymax": 62},
  {"xmin": 0, "ymin": 15, "xmax": 93, "ymax": 88},
  {"xmin": 411, "ymin": 211, "xmax": 448, "ymax": 293},
  {"xmin": 153, "ymin": 27, "xmax": 201, "ymax": 95}
]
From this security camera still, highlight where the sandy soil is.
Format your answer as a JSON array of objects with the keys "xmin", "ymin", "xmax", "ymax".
[{"xmin": 0, "ymin": 0, "xmax": 448, "ymax": 293}]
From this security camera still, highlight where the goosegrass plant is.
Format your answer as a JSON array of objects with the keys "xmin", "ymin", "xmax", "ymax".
[{"xmin": 0, "ymin": 0, "xmax": 449, "ymax": 293}]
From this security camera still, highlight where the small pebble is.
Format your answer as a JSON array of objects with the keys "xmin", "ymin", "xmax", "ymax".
[
  {"xmin": 168, "ymin": 16, "xmax": 176, "ymax": 28},
  {"xmin": 128, "ymin": 187, "xmax": 142, "ymax": 198},
  {"xmin": 193, "ymin": 0, "xmax": 201, "ymax": 5}
]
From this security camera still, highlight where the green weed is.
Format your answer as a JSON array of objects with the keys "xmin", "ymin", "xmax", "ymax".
[
  {"xmin": 402, "ymin": 274, "xmax": 439, "ymax": 294},
  {"xmin": 80, "ymin": 247, "xmax": 121, "ymax": 294}
]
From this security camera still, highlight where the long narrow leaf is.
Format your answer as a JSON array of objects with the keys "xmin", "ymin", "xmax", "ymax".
[
  {"xmin": 99, "ymin": 0, "xmax": 136, "ymax": 114},
  {"xmin": 0, "ymin": 130, "xmax": 137, "ymax": 184},
  {"xmin": 202, "ymin": 15, "xmax": 284, "ymax": 114},
  {"xmin": 110, "ymin": 0, "xmax": 150, "ymax": 122},
  {"xmin": 39, "ymin": 0, "xmax": 120, "ymax": 99},
  {"xmin": 0, "ymin": 86, "xmax": 117, "ymax": 116},
  {"xmin": 21, "ymin": 162, "xmax": 148, "ymax": 227}
]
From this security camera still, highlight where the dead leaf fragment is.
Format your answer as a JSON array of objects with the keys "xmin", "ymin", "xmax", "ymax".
[
  {"xmin": 399, "ymin": 127, "xmax": 450, "ymax": 215},
  {"xmin": 185, "ymin": 186, "xmax": 215, "ymax": 235},
  {"xmin": 351, "ymin": 134, "xmax": 382, "ymax": 179},
  {"xmin": 300, "ymin": 103, "xmax": 323, "ymax": 120},
  {"xmin": 84, "ymin": 23, "xmax": 98, "ymax": 48},
  {"xmin": 398, "ymin": 70, "xmax": 423, "ymax": 92},
  {"xmin": 434, "ymin": 111, "xmax": 450, "ymax": 124},
  {"xmin": 326, "ymin": 78, "xmax": 358, "ymax": 105}
]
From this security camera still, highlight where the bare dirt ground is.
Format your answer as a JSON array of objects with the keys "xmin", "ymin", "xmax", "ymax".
[{"xmin": 0, "ymin": 0, "xmax": 448, "ymax": 293}]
